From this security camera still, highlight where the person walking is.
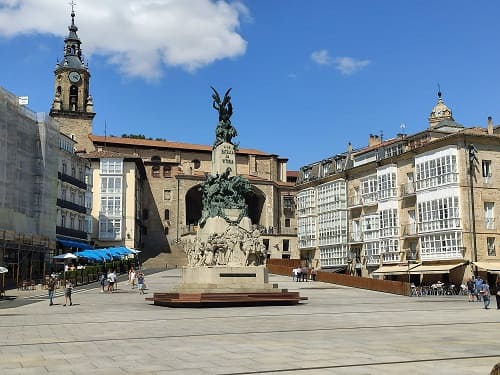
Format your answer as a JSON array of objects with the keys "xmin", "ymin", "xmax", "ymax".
[
  {"xmin": 137, "ymin": 272, "xmax": 145, "ymax": 294},
  {"xmin": 475, "ymin": 276, "xmax": 484, "ymax": 302},
  {"xmin": 480, "ymin": 281, "xmax": 491, "ymax": 309},
  {"xmin": 63, "ymin": 280, "xmax": 73, "ymax": 306},
  {"xmin": 495, "ymin": 275, "xmax": 500, "ymax": 310},
  {"xmin": 47, "ymin": 276, "xmax": 56, "ymax": 306},
  {"xmin": 466, "ymin": 278, "xmax": 475, "ymax": 302},
  {"xmin": 98, "ymin": 272, "xmax": 106, "ymax": 293},
  {"xmin": 130, "ymin": 268, "xmax": 136, "ymax": 289},
  {"xmin": 107, "ymin": 270, "xmax": 116, "ymax": 293}
]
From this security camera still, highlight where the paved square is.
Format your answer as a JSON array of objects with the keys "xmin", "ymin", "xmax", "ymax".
[{"xmin": 0, "ymin": 269, "xmax": 499, "ymax": 374}]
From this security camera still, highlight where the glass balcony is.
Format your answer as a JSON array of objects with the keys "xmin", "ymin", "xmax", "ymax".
[{"xmin": 349, "ymin": 231, "xmax": 363, "ymax": 243}]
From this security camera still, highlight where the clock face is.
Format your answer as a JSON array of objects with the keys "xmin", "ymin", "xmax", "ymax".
[{"xmin": 68, "ymin": 71, "xmax": 81, "ymax": 83}]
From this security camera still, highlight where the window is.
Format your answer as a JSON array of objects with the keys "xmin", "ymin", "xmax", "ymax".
[
  {"xmin": 152, "ymin": 165, "xmax": 160, "ymax": 178},
  {"xmin": 101, "ymin": 176, "xmax": 122, "ymax": 193},
  {"xmin": 163, "ymin": 190, "xmax": 172, "ymax": 201},
  {"xmin": 321, "ymin": 163, "xmax": 330, "ymax": 176},
  {"xmin": 420, "ymin": 232, "xmax": 463, "ymax": 260},
  {"xmin": 285, "ymin": 218, "xmax": 291, "ymax": 227},
  {"xmin": 71, "ymin": 164, "xmax": 76, "ymax": 177},
  {"xmin": 282, "ymin": 239, "xmax": 290, "ymax": 252},
  {"xmin": 336, "ymin": 158, "xmax": 343, "ymax": 171},
  {"xmin": 62, "ymin": 161, "xmax": 67, "ymax": 174},
  {"xmin": 100, "ymin": 196, "xmax": 121, "ymax": 216},
  {"xmin": 99, "ymin": 218, "xmax": 122, "ymax": 240},
  {"xmin": 418, "ymin": 196, "xmax": 460, "ymax": 233},
  {"xmin": 415, "ymin": 154, "xmax": 457, "ymax": 190},
  {"xmin": 482, "ymin": 160, "xmax": 492, "ymax": 181},
  {"xmin": 377, "ymin": 172, "xmax": 397, "ymax": 200},
  {"xmin": 164, "ymin": 209, "xmax": 170, "ymax": 220},
  {"xmin": 487, "ymin": 237, "xmax": 496, "ymax": 256},
  {"xmin": 61, "ymin": 213, "xmax": 66, "ymax": 227},
  {"xmin": 379, "ymin": 209, "xmax": 399, "ymax": 237},
  {"xmin": 283, "ymin": 195, "xmax": 294, "ymax": 210},
  {"xmin": 163, "ymin": 165, "xmax": 171, "ymax": 177},
  {"xmin": 320, "ymin": 245, "xmax": 348, "ymax": 266},
  {"xmin": 484, "ymin": 202, "xmax": 495, "ymax": 230},
  {"xmin": 192, "ymin": 159, "xmax": 201, "ymax": 169},
  {"xmin": 164, "ymin": 227, "xmax": 169, "ymax": 235},
  {"xmin": 101, "ymin": 159, "xmax": 123, "ymax": 175},
  {"xmin": 361, "ymin": 177, "xmax": 377, "ymax": 204}
]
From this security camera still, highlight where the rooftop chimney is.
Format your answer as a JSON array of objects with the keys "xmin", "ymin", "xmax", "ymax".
[{"xmin": 368, "ymin": 134, "xmax": 381, "ymax": 147}]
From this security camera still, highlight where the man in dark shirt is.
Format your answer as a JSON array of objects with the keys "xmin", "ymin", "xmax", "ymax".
[{"xmin": 47, "ymin": 277, "xmax": 56, "ymax": 306}]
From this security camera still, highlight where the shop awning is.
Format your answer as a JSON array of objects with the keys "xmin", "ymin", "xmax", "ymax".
[
  {"xmin": 373, "ymin": 264, "xmax": 421, "ymax": 275},
  {"xmin": 473, "ymin": 262, "xmax": 500, "ymax": 274},
  {"xmin": 56, "ymin": 238, "xmax": 94, "ymax": 250},
  {"xmin": 409, "ymin": 262, "xmax": 465, "ymax": 275}
]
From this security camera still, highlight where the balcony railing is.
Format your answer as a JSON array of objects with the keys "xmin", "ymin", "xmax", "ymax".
[
  {"xmin": 349, "ymin": 231, "xmax": 363, "ymax": 242},
  {"xmin": 58, "ymin": 172, "xmax": 87, "ymax": 190},
  {"xmin": 56, "ymin": 226, "xmax": 88, "ymax": 240},
  {"xmin": 57, "ymin": 198, "xmax": 87, "ymax": 214},
  {"xmin": 401, "ymin": 223, "xmax": 418, "ymax": 237},
  {"xmin": 361, "ymin": 193, "xmax": 378, "ymax": 206},
  {"xmin": 400, "ymin": 182, "xmax": 416, "ymax": 197},
  {"xmin": 348, "ymin": 195, "xmax": 363, "ymax": 208},
  {"xmin": 485, "ymin": 218, "xmax": 496, "ymax": 230}
]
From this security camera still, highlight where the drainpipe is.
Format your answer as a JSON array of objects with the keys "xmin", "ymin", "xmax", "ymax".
[
  {"xmin": 176, "ymin": 178, "xmax": 180, "ymax": 242},
  {"xmin": 468, "ymin": 143, "xmax": 478, "ymax": 276}
]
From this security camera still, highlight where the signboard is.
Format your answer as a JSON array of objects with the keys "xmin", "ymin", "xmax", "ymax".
[{"xmin": 18, "ymin": 96, "xmax": 29, "ymax": 105}]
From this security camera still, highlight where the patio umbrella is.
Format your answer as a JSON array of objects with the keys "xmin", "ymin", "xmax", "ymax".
[
  {"xmin": 52, "ymin": 253, "xmax": 78, "ymax": 260},
  {"xmin": 52, "ymin": 253, "xmax": 78, "ymax": 285}
]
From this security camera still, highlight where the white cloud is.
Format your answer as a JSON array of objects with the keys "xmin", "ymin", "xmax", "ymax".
[
  {"xmin": 333, "ymin": 56, "xmax": 371, "ymax": 75},
  {"xmin": 311, "ymin": 49, "xmax": 370, "ymax": 75},
  {"xmin": 0, "ymin": 0, "xmax": 248, "ymax": 80},
  {"xmin": 310, "ymin": 49, "xmax": 331, "ymax": 65}
]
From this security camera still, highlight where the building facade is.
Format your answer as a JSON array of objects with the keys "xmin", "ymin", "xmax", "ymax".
[
  {"xmin": 0, "ymin": 86, "xmax": 59, "ymax": 283},
  {"xmin": 296, "ymin": 93, "xmax": 500, "ymax": 286},
  {"xmin": 47, "ymin": 11, "xmax": 298, "ymax": 265},
  {"xmin": 56, "ymin": 133, "xmax": 93, "ymax": 248}
]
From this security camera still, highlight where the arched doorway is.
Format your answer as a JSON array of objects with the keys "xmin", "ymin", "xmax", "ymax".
[{"xmin": 184, "ymin": 184, "xmax": 266, "ymax": 227}]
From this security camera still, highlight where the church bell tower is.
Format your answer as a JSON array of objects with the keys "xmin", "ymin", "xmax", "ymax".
[{"xmin": 49, "ymin": 7, "xmax": 95, "ymax": 152}]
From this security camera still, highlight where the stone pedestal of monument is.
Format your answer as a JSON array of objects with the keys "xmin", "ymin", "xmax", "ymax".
[{"xmin": 150, "ymin": 265, "xmax": 306, "ymax": 307}]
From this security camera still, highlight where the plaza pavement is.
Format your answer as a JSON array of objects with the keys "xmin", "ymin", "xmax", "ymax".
[{"xmin": 0, "ymin": 268, "xmax": 499, "ymax": 375}]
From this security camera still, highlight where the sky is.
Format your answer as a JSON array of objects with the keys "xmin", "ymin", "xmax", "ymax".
[{"xmin": 1, "ymin": 0, "xmax": 500, "ymax": 170}]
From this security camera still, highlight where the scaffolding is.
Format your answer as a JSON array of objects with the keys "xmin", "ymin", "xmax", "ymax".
[{"xmin": 0, "ymin": 86, "xmax": 59, "ymax": 285}]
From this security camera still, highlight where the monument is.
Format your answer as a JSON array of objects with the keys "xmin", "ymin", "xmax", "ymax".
[{"xmin": 149, "ymin": 87, "xmax": 306, "ymax": 307}]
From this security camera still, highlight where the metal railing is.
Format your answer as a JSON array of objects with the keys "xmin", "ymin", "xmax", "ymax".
[{"xmin": 400, "ymin": 182, "xmax": 416, "ymax": 197}]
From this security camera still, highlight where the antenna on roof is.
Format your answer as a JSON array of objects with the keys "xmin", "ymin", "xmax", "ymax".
[
  {"xmin": 400, "ymin": 122, "xmax": 406, "ymax": 136},
  {"xmin": 379, "ymin": 130, "xmax": 384, "ymax": 142}
]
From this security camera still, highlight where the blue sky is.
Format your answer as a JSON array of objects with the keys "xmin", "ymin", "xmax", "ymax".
[{"xmin": 1, "ymin": 1, "xmax": 499, "ymax": 170}]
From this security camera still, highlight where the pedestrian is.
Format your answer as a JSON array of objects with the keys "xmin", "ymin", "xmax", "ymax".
[
  {"xmin": 47, "ymin": 276, "xmax": 56, "ymax": 306},
  {"xmin": 137, "ymin": 272, "xmax": 145, "ymax": 294},
  {"xmin": 475, "ymin": 276, "xmax": 484, "ymax": 302},
  {"xmin": 107, "ymin": 270, "xmax": 116, "ymax": 293},
  {"xmin": 130, "ymin": 268, "xmax": 136, "ymax": 289},
  {"xmin": 480, "ymin": 281, "xmax": 491, "ymax": 309},
  {"xmin": 466, "ymin": 278, "xmax": 475, "ymax": 302},
  {"xmin": 311, "ymin": 268, "xmax": 317, "ymax": 281},
  {"xmin": 495, "ymin": 275, "xmax": 500, "ymax": 310},
  {"xmin": 63, "ymin": 280, "xmax": 73, "ymax": 306},
  {"xmin": 355, "ymin": 257, "xmax": 362, "ymax": 277},
  {"xmin": 99, "ymin": 272, "xmax": 106, "ymax": 293},
  {"xmin": 301, "ymin": 266, "xmax": 308, "ymax": 282}
]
